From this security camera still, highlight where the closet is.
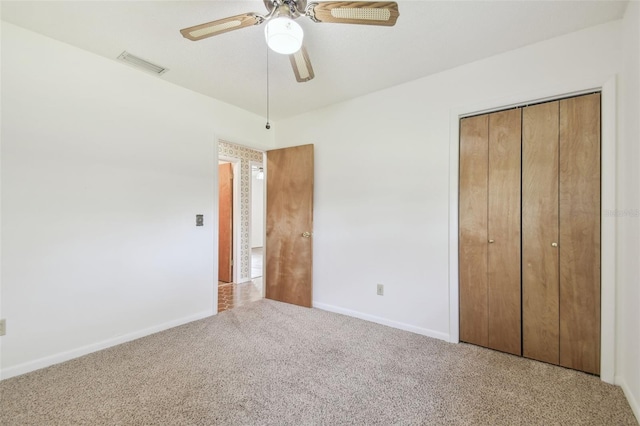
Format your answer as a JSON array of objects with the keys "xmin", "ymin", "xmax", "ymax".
[{"xmin": 459, "ymin": 93, "xmax": 601, "ymax": 375}]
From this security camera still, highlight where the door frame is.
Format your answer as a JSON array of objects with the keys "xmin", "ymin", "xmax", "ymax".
[
  {"xmin": 250, "ymin": 159, "xmax": 267, "ymax": 297},
  {"xmin": 448, "ymin": 76, "xmax": 617, "ymax": 383},
  {"xmin": 218, "ymin": 156, "xmax": 241, "ymax": 286}
]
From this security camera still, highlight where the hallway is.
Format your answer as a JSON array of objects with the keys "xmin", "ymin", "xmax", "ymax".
[{"xmin": 218, "ymin": 247, "xmax": 263, "ymax": 313}]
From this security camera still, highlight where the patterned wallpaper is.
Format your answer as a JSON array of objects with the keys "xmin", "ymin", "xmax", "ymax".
[{"xmin": 218, "ymin": 140, "xmax": 263, "ymax": 282}]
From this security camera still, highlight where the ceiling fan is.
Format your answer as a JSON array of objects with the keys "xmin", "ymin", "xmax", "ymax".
[{"xmin": 180, "ymin": 1, "xmax": 399, "ymax": 83}]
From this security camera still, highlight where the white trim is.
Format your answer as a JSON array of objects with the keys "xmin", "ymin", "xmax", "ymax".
[
  {"xmin": 448, "ymin": 111, "xmax": 461, "ymax": 344},
  {"xmin": 249, "ymin": 160, "xmax": 266, "ymax": 298},
  {"xmin": 617, "ymin": 376, "xmax": 640, "ymax": 422},
  {"xmin": 600, "ymin": 77, "xmax": 617, "ymax": 384},
  {"xmin": 313, "ymin": 302, "xmax": 450, "ymax": 342},
  {"xmin": 261, "ymin": 152, "xmax": 268, "ymax": 297},
  {"xmin": 448, "ymin": 75, "xmax": 618, "ymax": 383},
  {"xmin": 458, "ymin": 87, "xmax": 602, "ymax": 119},
  {"xmin": 249, "ymin": 160, "xmax": 263, "ymax": 250},
  {"xmin": 218, "ymin": 155, "xmax": 242, "ymax": 284},
  {"xmin": 0, "ymin": 311, "xmax": 212, "ymax": 381},
  {"xmin": 213, "ymin": 141, "xmax": 219, "ymax": 314},
  {"xmin": 215, "ymin": 133, "xmax": 274, "ymax": 154}
]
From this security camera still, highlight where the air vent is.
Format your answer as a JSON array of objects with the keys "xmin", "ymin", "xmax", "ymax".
[{"xmin": 117, "ymin": 51, "xmax": 168, "ymax": 75}]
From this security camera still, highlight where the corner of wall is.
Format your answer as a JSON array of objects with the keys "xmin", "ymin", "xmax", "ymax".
[{"xmin": 617, "ymin": 375, "xmax": 640, "ymax": 423}]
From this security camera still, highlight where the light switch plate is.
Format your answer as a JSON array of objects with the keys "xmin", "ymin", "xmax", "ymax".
[{"xmin": 196, "ymin": 214, "xmax": 204, "ymax": 226}]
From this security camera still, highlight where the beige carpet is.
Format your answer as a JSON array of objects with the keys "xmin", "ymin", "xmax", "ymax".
[{"xmin": 1, "ymin": 299, "xmax": 637, "ymax": 425}]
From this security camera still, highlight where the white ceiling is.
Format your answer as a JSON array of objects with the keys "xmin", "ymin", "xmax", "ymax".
[{"xmin": 0, "ymin": 1, "xmax": 628, "ymax": 120}]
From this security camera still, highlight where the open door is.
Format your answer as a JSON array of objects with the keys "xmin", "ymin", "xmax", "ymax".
[
  {"xmin": 265, "ymin": 144, "xmax": 314, "ymax": 307},
  {"xmin": 218, "ymin": 163, "xmax": 233, "ymax": 283}
]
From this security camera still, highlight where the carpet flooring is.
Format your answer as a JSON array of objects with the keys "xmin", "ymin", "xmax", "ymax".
[{"xmin": 1, "ymin": 299, "xmax": 637, "ymax": 425}]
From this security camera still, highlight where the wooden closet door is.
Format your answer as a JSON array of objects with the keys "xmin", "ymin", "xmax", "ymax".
[
  {"xmin": 559, "ymin": 93, "xmax": 601, "ymax": 375},
  {"xmin": 487, "ymin": 109, "xmax": 522, "ymax": 355},
  {"xmin": 459, "ymin": 114, "xmax": 489, "ymax": 348},
  {"xmin": 522, "ymin": 101, "xmax": 560, "ymax": 364}
]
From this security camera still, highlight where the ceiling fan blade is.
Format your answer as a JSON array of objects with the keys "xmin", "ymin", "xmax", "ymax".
[
  {"xmin": 309, "ymin": 2, "xmax": 399, "ymax": 26},
  {"xmin": 180, "ymin": 13, "xmax": 262, "ymax": 41},
  {"xmin": 289, "ymin": 46, "xmax": 315, "ymax": 83}
]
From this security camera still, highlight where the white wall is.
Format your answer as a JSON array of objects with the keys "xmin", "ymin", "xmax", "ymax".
[
  {"xmin": 251, "ymin": 170, "xmax": 264, "ymax": 248},
  {"xmin": 276, "ymin": 23, "xmax": 622, "ymax": 342},
  {"xmin": 616, "ymin": 1, "xmax": 640, "ymax": 419},
  {"xmin": 1, "ymin": 15, "xmax": 637, "ymax": 418},
  {"xmin": 0, "ymin": 22, "xmax": 274, "ymax": 378}
]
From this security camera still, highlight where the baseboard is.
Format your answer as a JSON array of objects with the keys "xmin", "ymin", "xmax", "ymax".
[
  {"xmin": 616, "ymin": 376, "xmax": 640, "ymax": 423},
  {"xmin": 0, "ymin": 310, "xmax": 212, "ymax": 381},
  {"xmin": 312, "ymin": 302, "xmax": 450, "ymax": 342}
]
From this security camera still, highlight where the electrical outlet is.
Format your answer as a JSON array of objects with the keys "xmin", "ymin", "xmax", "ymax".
[
  {"xmin": 0, "ymin": 319, "xmax": 6, "ymax": 336},
  {"xmin": 377, "ymin": 284, "xmax": 384, "ymax": 296}
]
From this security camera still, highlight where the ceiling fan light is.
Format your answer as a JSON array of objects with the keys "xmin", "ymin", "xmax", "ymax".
[{"xmin": 265, "ymin": 17, "xmax": 303, "ymax": 55}]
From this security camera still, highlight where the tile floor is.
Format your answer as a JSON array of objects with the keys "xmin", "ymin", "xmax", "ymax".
[
  {"xmin": 218, "ymin": 247, "xmax": 264, "ymax": 313},
  {"xmin": 218, "ymin": 279, "xmax": 262, "ymax": 313}
]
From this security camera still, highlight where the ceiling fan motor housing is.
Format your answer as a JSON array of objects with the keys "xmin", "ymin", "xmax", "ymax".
[{"xmin": 264, "ymin": 0, "xmax": 308, "ymax": 19}]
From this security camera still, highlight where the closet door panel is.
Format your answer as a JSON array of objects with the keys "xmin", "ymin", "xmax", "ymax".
[
  {"xmin": 522, "ymin": 101, "xmax": 560, "ymax": 365},
  {"xmin": 487, "ymin": 109, "xmax": 522, "ymax": 356},
  {"xmin": 459, "ymin": 115, "xmax": 489, "ymax": 347},
  {"xmin": 559, "ymin": 93, "xmax": 601, "ymax": 375}
]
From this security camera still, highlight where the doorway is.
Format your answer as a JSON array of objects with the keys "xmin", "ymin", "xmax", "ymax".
[
  {"xmin": 217, "ymin": 141, "xmax": 266, "ymax": 313},
  {"xmin": 216, "ymin": 141, "xmax": 315, "ymax": 312}
]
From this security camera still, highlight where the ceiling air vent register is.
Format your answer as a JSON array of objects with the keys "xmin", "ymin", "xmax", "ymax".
[{"xmin": 117, "ymin": 51, "xmax": 168, "ymax": 75}]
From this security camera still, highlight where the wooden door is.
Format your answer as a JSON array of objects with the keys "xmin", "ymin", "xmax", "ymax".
[
  {"xmin": 522, "ymin": 101, "xmax": 561, "ymax": 364},
  {"xmin": 265, "ymin": 144, "xmax": 314, "ymax": 307},
  {"xmin": 459, "ymin": 114, "xmax": 489, "ymax": 348},
  {"xmin": 487, "ymin": 109, "xmax": 522, "ymax": 356},
  {"xmin": 218, "ymin": 163, "xmax": 233, "ymax": 283},
  {"xmin": 459, "ymin": 110, "xmax": 521, "ymax": 355},
  {"xmin": 559, "ymin": 93, "xmax": 601, "ymax": 375}
]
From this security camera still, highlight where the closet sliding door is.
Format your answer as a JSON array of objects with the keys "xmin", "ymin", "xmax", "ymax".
[
  {"xmin": 522, "ymin": 101, "xmax": 560, "ymax": 365},
  {"xmin": 459, "ymin": 114, "xmax": 489, "ymax": 348},
  {"xmin": 559, "ymin": 94, "xmax": 601, "ymax": 375},
  {"xmin": 460, "ymin": 93, "xmax": 601, "ymax": 375},
  {"xmin": 487, "ymin": 109, "xmax": 521, "ymax": 356},
  {"xmin": 521, "ymin": 94, "xmax": 601, "ymax": 374},
  {"xmin": 459, "ymin": 109, "xmax": 521, "ymax": 356}
]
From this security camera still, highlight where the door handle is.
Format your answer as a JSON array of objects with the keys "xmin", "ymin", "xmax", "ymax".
[
  {"xmin": 302, "ymin": 232, "xmax": 312, "ymax": 238},
  {"xmin": 551, "ymin": 242, "xmax": 558, "ymax": 247},
  {"xmin": 488, "ymin": 239, "xmax": 495, "ymax": 244}
]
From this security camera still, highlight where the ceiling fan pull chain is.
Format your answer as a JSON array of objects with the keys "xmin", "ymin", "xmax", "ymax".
[{"xmin": 265, "ymin": 45, "xmax": 271, "ymax": 130}]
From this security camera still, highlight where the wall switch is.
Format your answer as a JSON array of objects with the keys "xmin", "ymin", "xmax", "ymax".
[
  {"xmin": 0, "ymin": 319, "xmax": 6, "ymax": 336},
  {"xmin": 196, "ymin": 214, "xmax": 204, "ymax": 226},
  {"xmin": 377, "ymin": 284, "xmax": 384, "ymax": 296}
]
